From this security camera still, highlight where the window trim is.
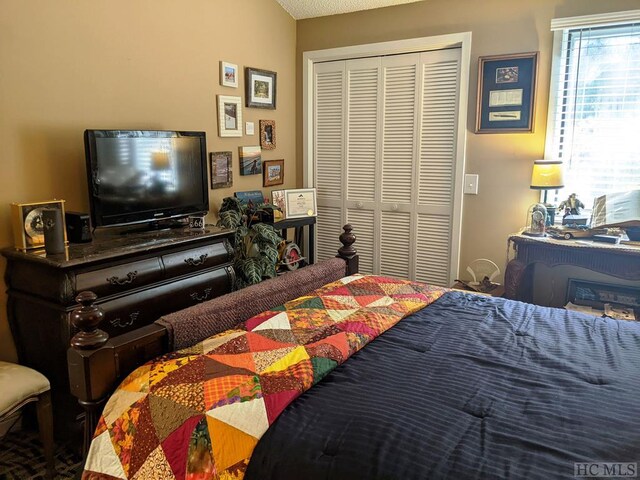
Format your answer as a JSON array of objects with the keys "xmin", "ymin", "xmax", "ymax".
[
  {"xmin": 543, "ymin": 10, "xmax": 640, "ymax": 208},
  {"xmin": 550, "ymin": 9, "xmax": 640, "ymax": 31}
]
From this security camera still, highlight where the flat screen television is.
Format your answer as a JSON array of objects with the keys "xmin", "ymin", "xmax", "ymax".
[{"xmin": 84, "ymin": 130, "xmax": 209, "ymax": 228}]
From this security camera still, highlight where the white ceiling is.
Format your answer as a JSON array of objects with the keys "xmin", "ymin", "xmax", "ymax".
[{"xmin": 275, "ymin": 0, "xmax": 426, "ymax": 20}]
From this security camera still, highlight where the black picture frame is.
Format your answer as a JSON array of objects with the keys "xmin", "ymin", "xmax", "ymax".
[
  {"xmin": 475, "ymin": 52, "xmax": 538, "ymax": 133},
  {"xmin": 245, "ymin": 67, "xmax": 277, "ymax": 109}
]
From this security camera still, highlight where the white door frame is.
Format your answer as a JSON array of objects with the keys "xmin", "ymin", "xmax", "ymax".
[{"xmin": 303, "ymin": 32, "xmax": 472, "ymax": 283}]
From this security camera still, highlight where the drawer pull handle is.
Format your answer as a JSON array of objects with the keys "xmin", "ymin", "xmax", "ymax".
[
  {"xmin": 190, "ymin": 288, "xmax": 212, "ymax": 302},
  {"xmin": 184, "ymin": 254, "xmax": 208, "ymax": 266},
  {"xmin": 106, "ymin": 271, "xmax": 138, "ymax": 286},
  {"xmin": 110, "ymin": 311, "xmax": 139, "ymax": 328}
]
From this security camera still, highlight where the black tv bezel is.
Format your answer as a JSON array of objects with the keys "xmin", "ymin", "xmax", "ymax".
[{"xmin": 84, "ymin": 129, "xmax": 209, "ymax": 228}]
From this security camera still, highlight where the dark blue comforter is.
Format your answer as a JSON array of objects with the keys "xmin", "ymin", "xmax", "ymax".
[{"xmin": 245, "ymin": 291, "xmax": 640, "ymax": 479}]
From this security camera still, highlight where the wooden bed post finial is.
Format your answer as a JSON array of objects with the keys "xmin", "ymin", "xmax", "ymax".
[
  {"xmin": 70, "ymin": 291, "xmax": 109, "ymax": 350},
  {"xmin": 337, "ymin": 224, "xmax": 359, "ymax": 275}
]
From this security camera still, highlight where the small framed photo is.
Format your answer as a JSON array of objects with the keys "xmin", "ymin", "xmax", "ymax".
[
  {"xmin": 217, "ymin": 95, "xmax": 243, "ymax": 137},
  {"xmin": 259, "ymin": 120, "xmax": 276, "ymax": 150},
  {"xmin": 245, "ymin": 67, "xmax": 277, "ymax": 109},
  {"xmin": 239, "ymin": 145, "xmax": 262, "ymax": 175},
  {"xmin": 209, "ymin": 151, "xmax": 233, "ymax": 189},
  {"xmin": 220, "ymin": 61, "xmax": 238, "ymax": 88},
  {"xmin": 263, "ymin": 159, "xmax": 284, "ymax": 187},
  {"xmin": 11, "ymin": 199, "xmax": 67, "ymax": 250},
  {"xmin": 271, "ymin": 190, "xmax": 286, "ymax": 220},
  {"xmin": 475, "ymin": 52, "xmax": 538, "ymax": 133}
]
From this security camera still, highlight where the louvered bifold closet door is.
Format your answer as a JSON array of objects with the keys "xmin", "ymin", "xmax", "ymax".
[
  {"xmin": 314, "ymin": 61, "xmax": 345, "ymax": 262},
  {"xmin": 312, "ymin": 48, "xmax": 462, "ymax": 283},
  {"xmin": 379, "ymin": 53, "xmax": 420, "ymax": 279},
  {"xmin": 414, "ymin": 48, "xmax": 461, "ymax": 286},
  {"xmin": 344, "ymin": 57, "xmax": 380, "ymax": 275}
]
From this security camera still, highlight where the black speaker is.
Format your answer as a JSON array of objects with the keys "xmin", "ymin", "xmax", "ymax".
[
  {"xmin": 43, "ymin": 208, "xmax": 66, "ymax": 254},
  {"xmin": 65, "ymin": 211, "xmax": 92, "ymax": 243}
]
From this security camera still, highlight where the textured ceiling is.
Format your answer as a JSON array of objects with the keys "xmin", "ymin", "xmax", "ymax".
[{"xmin": 275, "ymin": 0, "xmax": 426, "ymax": 20}]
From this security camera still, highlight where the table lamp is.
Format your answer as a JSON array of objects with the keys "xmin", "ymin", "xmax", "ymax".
[{"xmin": 530, "ymin": 160, "xmax": 564, "ymax": 225}]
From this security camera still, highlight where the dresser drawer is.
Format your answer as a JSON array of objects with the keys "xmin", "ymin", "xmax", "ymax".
[
  {"xmin": 162, "ymin": 241, "xmax": 231, "ymax": 278},
  {"xmin": 75, "ymin": 257, "xmax": 163, "ymax": 299},
  {"xmin": 98, "ymin": 267, "xmax": 232, "ymax": 337}
]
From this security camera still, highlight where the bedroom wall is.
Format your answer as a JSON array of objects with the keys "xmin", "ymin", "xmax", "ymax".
[
  {"xmin": 0, "ymin": 0, "xmax": 296, "ymax": 362},
  {"xmin": 296, "ymin": 0, "xmax": 639, "ymax": 284}
]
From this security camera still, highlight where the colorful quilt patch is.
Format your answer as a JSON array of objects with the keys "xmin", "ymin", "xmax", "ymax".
[{"xmin": 82, "ymin": 275, "xmax": 445, "ymax": 480}]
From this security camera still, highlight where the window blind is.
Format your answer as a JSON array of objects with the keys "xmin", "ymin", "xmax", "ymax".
[{"xmin": 546, "ymin": 20, "xmax": 640, "ymax": 209}]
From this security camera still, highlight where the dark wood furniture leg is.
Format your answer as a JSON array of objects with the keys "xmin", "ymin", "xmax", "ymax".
[
  {"xmin": 36, "ymin": 390, "xmax": 55, "ymax": 480},
  {"xmin": 309, "ymin": 222, "xmax": 316, "ymax": 265}
]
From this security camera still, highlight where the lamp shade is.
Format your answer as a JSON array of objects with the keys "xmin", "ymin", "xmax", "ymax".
[{"xmin": 530, "ymin": 160, "xmax": 564, "ymax": 190}]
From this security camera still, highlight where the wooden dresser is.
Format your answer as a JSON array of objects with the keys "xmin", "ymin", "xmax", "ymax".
[{"xmin": 2, "ymin": 226, "xmax": 234, "ymax": 440}]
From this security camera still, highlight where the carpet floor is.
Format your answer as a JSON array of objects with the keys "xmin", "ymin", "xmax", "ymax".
[{"xmin": 0, "ymin": 430, "xmax": 82, "ymax": 479}]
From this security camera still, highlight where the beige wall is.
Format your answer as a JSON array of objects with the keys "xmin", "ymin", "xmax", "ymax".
[
  {"xmin": 296, "ymin": 0, "xmax": 639, "ymax": 283},
  {"xmin": 0, "ymin": 0, "xmax": 296, "ymax": 361}
]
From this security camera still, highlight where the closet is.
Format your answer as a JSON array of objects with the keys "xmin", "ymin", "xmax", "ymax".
[{"xmin": 313, "ymin": 48, "xmax": 463, "ymax": 286}]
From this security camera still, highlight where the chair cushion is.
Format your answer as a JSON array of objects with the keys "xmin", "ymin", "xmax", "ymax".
[{"xmin": 0, "ymin": 361, "xmax": 50, "ymax": 417}]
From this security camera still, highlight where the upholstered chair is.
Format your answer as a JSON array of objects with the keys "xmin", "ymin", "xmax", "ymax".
[{"xmin": 0, "ymin": 361, "xmax": 55, "ymax": 479}]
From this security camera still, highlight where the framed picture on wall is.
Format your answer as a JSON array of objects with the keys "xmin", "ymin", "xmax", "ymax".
[
  {"xmin": 259, "ymin": 120, "xmax": 276, "ymax": 150},
  {"xmin": 220, "ymin": 61, "xmax": 238, "ymax": 88},
  {"xmin": 475, "ymin": 52, "xmax": 538, "ymax": 133},
  {"xmin": 217, "ymin": 95, "xmax": 243, "ymax": 137},
  {"xmin": 239, "ymin": 146, "xmax": 262, "ymax": 175},
  {"xmin": 209, "ymin": 151, "xmax": 233, "ymax": 189},
  {"xmin": 245, "ymin": 67, "xmax": 277, "ymax": 109},
  {"xmin": 263, "ymin": 159, "xmax": 284, "ymax": 187}
]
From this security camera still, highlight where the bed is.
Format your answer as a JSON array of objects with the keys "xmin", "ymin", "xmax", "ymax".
[{"xmin": 68, "ymin": 225, "xmax": 640, "ymax": 480}]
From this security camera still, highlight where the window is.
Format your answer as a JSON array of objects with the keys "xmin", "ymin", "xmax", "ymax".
[{"xmin": 545, "ymin": 11, "xmax": 640, "ymax": 211}]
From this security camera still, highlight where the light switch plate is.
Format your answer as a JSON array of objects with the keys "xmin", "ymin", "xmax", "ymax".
[
  {"xmin": 245, "ymin": 122, "xmax": 255, "ymax": 135},
  {"xmin": 464, "ymin": 174, "xmax": 479, "ymax": 195}
]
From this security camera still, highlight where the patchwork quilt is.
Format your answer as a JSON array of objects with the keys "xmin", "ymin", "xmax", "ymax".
[{"xmin": 82, "ymin": 274, "xmax": 445, "ymax": 480}]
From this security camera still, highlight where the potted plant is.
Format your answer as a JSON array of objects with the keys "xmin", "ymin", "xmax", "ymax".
[{"xmin": 217, "ymin": 196, "xmax": 283, "ymax": 288}]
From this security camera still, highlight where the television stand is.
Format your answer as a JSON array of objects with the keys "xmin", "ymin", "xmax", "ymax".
[{"xmin": 2, "ymin": 226, "xmax": 234, "ymax": 445}]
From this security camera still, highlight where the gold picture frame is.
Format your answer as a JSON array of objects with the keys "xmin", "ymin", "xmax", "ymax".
[{"xmin": 11, "ymin": 199, "xmax": 67, "ymax": 250}]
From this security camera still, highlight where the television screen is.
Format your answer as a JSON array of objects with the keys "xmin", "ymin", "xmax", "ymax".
[{"xmin": 85, "ymin": 130, "xmax": 209, "ymax": 228}]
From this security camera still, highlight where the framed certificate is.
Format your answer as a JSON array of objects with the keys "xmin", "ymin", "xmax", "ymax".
[{"xmin": 279, "ymin": 188, "xmax": 317, "ymax": 219}]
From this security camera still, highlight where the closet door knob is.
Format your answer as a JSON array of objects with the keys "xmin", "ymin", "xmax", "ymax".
[
  {"xmin": 356, "ymin": 202, "xmax": 363, "ymax": 209},
  {"xmin": 391, "ymin": 204, "xmax": 399, "ymax": 211}
]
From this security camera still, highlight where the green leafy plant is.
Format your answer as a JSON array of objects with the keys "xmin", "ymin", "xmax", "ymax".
[{"xmin": 217, "ymin": 196, "xmax": 283, "ymax": 289}]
